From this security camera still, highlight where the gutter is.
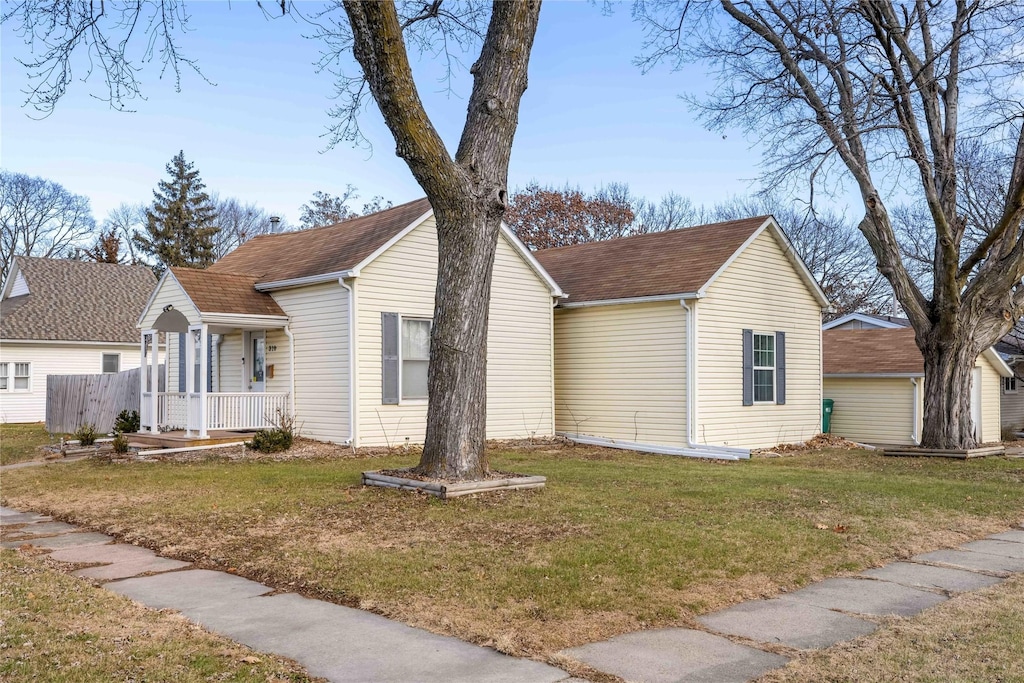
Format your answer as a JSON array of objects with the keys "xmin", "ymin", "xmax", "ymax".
[
  {"xmin": 339, "ymin": 278, "xmax": 357, "ymax": 446},
  {"xmin": 283, "ymin": 325, "xmax": 296, "ymax": 419},
  {"xmin": 255, "ymin": 270, "xmax": 356, "ymax": 292}
]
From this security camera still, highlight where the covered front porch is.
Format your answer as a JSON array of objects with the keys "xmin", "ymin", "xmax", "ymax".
[{"xmin": 138, "ymin": 269, "xmax": 292, "ymax": 439}]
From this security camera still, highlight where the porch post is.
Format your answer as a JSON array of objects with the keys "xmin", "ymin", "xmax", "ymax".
[
  {"xmin": 199, "ymin": 323, "xmax": 209, "ymax": 438},
  {"xmin": 139, "ymin": 331, "xmax": 147, "ymax": 432},
  {"xmin": 185, "ymin": 325, "xmax": 197, "ymax": 437},
  {"xmin": 149, "ymin": 331, "xmax": 160, "ymax": 434}
]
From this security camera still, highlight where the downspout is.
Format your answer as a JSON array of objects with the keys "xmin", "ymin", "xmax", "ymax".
[
  {"xmin": 680, "ymin": 299, "xmax": 697, "ymax": 448},
  {"xmin": 339, "ymin": 278, "xmax": 357, "ymax": 446},
  {"xmin": 283, "ymin": 325, "xmax": 296, "ymax": 419},
  {"xmin": 910, "ymin": 378, "xmax": 920, "ymax": 445}
]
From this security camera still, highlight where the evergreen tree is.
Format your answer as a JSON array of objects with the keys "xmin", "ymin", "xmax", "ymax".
[{"xmin": 134, "ymin": 151, "xmax": 219, "ymax": 269}]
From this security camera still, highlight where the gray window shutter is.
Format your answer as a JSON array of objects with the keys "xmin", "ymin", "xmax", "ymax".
[
  {"xmin": 382, "ymin": 312, "xmax": 400, "ymax": 405},
  {"xmin": 775, "ymin": 331, "xmax": 786, "ymax": 405},
  {"xmin": 177, "ymin": 333, "xmax": 186, "ymax": 392},
  {"xmin": 742, "ymin": 329, "xmax": 753, "ymax": 406}
]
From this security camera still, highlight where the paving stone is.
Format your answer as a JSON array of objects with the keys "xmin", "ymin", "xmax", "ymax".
[
  {"xmin": 779, "ymin": 578, "xmax": 946, "ymax": 617},
  {"xmin": 913, "ymin": 548, "xmax": 1024, "ymax": 575},
  {"xmin": 50, "ymin": 544, "xmax": 156, "ymax": 564},
  {"xmin": 698, "ymin": 598, "xmax": 877, "ymax": 649},
  {"xmin": 988, "ymin": 530, "xmax": 1024, "ymax": 544},
  {"xmin": 960, "ymin": 539, "xmax": 1024, "ymax": 559},
  {"xmin": 860, "ymin": 562, "xmax": 1003, "ymax": 593},
  {"xmin": 186, "ymin": 592, "xmax": 564, "ymax": 683},
  {"xmin": 560, "ymin": 628, "xmax": 788, "ymax": 683},
  {"xmin": 107, "ymin": 570, "xmax": 274, "ymax": 613},
  {"xmin": 74, "ymin": 557, "xmax": 191, "ymax": 581},
  {"xmin": 1, "ymin": 531, "xmax": 113, "ymax": 550},
  {"xmin": 0, "ymin": 510, "xmax": 51, "ymax": 526},
  {"xmin": 3, "ymin": 521, "xmax": 79, "ymax": 538}
]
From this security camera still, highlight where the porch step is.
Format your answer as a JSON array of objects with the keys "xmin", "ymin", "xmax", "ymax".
[{"xmin": 127, "ymin": 431, "xmax": 257, "ymax": 449}]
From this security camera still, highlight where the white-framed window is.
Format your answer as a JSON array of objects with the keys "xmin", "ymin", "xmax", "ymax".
[
  {"xmin": 753, "ymin": 333, "xmax": 775, "ymax": 403},
  {"xmin": 12, "ymin": 362, "xmax": 30, "ymax": 391},
  {"xmin": 0, "ymin": 363, "xmax": 7, "ymax": 391},
  {"xmin": 401, "ymin": 317, "xmax": 432, "ymax": 401},
  {"xmin": 1004, "ymin": 376, "xmax": 1018, "ymax": 394},
  {"xmin": 102, "ymin": 353, "xmax": 121, "ymax": 374}
]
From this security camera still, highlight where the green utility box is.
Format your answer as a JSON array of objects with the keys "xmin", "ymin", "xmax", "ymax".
[{"xmin": 822, "ymin": 399, "xmax": 835, "ymax": 434}]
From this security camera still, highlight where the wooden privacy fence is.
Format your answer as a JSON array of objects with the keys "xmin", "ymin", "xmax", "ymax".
[{"xmin": 46, "ymin": 367, "xmax": 163, "ymax": 434}]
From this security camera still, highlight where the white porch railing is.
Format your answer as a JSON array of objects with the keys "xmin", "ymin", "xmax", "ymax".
[{"xmin": 141, "ymin": 392, "xmax": 289, "ymax": 433}]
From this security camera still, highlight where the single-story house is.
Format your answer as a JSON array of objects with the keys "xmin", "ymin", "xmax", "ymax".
[
  {"xmin": 826, "ymin": 311, "xmax": 1021, "ymax": 433},
  {"xmin": 534, "ymin": 216, "xmax": 831, "ymax": 459},
  {"xmin": 822, "ymin": 328, "xmax": 1010, "ymax": 445},
  {"xmin": 136, "ymin": 198, "xmax": 563, "ymax": 446},
  {"xmin": 0, "ymin": 257, "xmax": 157, "ymax": 423}
]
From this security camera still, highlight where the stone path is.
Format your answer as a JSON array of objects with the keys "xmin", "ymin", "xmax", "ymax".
[
  {"xmin": 560, "ymin": 522, "xmax": 1024, "ymax": 683},
  {"xmin": 3, "ymin": 503, "xmax": 1022, "ymax": 683}
]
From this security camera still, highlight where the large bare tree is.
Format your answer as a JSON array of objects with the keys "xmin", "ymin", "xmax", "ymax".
[
  {"xmin": 4, "ymin": 1, "xmax": 541, "ymax": 478},
  {"xmin": 0, "ymin": 170, "xmax": 96, "ymax": 282},
  {"xmin": 637, "ymin": 0, "xmax": 1024, "ymax": 448}
]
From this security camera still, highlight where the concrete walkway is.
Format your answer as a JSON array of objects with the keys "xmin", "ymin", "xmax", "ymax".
[{"xmin": 3, "ymin": 503, "xmax": 1022, "ymax": 683}]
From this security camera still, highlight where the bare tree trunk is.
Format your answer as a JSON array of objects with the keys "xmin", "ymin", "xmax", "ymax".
[
  {"xmin": 415, "ymin": 199, "xmax": 503, "ymax": 479},
  {"xmin": 918, "ymin": 330, "xmax": 982, "ymax": 449}
]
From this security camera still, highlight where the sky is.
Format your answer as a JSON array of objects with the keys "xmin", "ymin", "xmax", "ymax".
[{"xmin": 1, "ymin": 1, "xmax": 780, "ymax": 227}]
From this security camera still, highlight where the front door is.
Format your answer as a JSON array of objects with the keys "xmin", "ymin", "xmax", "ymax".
[
  {"xmin": 246, "ymin": 331, "xmax": 266, "ymax": 393},
  {"xmin": 971, "ymin": 366, "xmax": 982, "ymax": 440}
]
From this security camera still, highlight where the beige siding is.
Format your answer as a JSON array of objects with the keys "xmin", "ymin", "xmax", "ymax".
[
  {"xmin": 696, "ymin": 228, "xmax": 823, "ymax": 448},
  {"xmin": 217, "ymin": 333, "xmax": 244, "ymax": 393},
  {"xmin": 268, "ymin": 282, "xmax": 350, "ymax": 443},
  {"xmin": 138, "ymin": 273, "xmax": 199, "ymax": 329},
  {"xmin": 0, "ymin": 342, "xmax": 142, "ymax": 423},
  {"xmin": 355, "ymin": 218, "xmax": 554, "ymax": 446},
  {"xmin": 553, "ymin": 302, "xmax": 687, "ymax": 446},
  {"xmin": 823, "ymin": 377, "xmax": 919, "ymax": 445},
  {"xmin": 978, "ymin": 354, "xmax": 1001, "ymax": 443}
]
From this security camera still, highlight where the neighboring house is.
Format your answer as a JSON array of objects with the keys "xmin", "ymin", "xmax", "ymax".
[
  {"xmin": 534, "ymin": 216, "xmax": 831, "ymax": 458},
  {"xmin": 0, "ymin": 257, "xmax": 157, "ymax": 423},
  {"xmin": 136, "ymin": 198, "xmax": 563, "ymax": 446},
  {"xmin": 822, "ymin": 328, "xmax": 1009, "ymax": 445},
  {"xmin": 826, "ymin": 311, "xmax": 1023, "ymax": 432}
]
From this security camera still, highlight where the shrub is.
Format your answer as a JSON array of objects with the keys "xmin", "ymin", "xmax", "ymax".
[
  {"xmin": 111, "ymin": 432, "xmax": 130, "ymax": 454},
  {"xmin": 75, "ymin": 423, "xmax": 98, "ymax": 447},
  {"xmin": 246, "ymin": 410, "xmax": 296, "ymax": 454},
  {"xmin": 114, "ymin": 409, "xmax": 140, "ymax": 433}
]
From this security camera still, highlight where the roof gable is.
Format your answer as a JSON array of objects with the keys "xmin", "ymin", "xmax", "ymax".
[
  {"xmin": 1, "ymin": 257, "xmax": 156, "ymax": 343},
  {"xmin": 823, "ymin": 312, "xmax": 909, "ymax": 330},
  {"xmin": 169, "ymin": 268, "xmax": 286, "ymax": 317},
  {"xmin": 535, "ymin": 216, "xmax": 827, "ymax": 307}
]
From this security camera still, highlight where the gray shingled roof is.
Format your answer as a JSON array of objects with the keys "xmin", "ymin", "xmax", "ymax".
[{"xmin": 1, "ymin": 257, "xmax": 156, "ymax": 343}]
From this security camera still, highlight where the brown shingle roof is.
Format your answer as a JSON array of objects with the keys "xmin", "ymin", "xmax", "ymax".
[
  {"xmin": 534, "ymin": 216, "xmax": 769, "ymax": 303},
  {"xmin": 823, "ymin": 328, "xmax": 924, "ymax": 375},
  {"xmin": 209, "ymin": 197, "xmax": 432, "ymax": 282},
  {"xmin": 1, "ymin": 257, "xmax": 156, "ymax": 343},
  {"xmin": 170, "ymin": 268, "xmax": 285, "ymax": 317}
]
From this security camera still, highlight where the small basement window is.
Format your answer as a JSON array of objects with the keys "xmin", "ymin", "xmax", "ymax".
[{"xmin": 102, "ymin": 353, "xmax": 120, "ymax": 374}]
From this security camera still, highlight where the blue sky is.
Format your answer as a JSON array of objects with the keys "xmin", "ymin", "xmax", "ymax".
[{"xmin": 1, "ymin": 1, "xmax": 776, "ymax": 225}]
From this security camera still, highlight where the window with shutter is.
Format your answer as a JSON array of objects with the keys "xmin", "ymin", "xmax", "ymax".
[
  {"xmin": 753, "ymin": 333, "xmax": 775, "ymax": 403},
  {"xmin": 401, "ymin": 318, "xmax": 431, "ymax": 400}
]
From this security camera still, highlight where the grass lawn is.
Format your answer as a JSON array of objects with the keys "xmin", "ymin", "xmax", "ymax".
[
  {"xmin": 0, "ymin": 423, "xmax": 58, "ymax": 466},
  {"xmin": 0, "ymin": 549, "xmax": 319, "ymax": 682},
  {"xmin": 2, "ymin": 443, "xmax": 1022, "ymax": 662},
  {"xmin": 762, "ymin": 574, "xmax": 1024, "ymax": 682}
]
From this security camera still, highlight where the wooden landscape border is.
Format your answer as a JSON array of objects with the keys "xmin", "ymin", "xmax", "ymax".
[
  {"xmin": 361, "ymin": 471, "xmax": 546, "ymax": 499},
  {"xmin": 881, "ymin": 445, "xmax": 1006, "ymax": 459}
]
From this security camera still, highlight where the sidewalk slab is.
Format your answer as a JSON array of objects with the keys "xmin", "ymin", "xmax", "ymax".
[
  {"xmin": 698, "ymin": 598, "xmax": 876, "ymax": 650},
  {"xmin": 0, "ymin": 510, "xmax": 52, "ymax": 526},
  {"xmin": 3, "ymin": 521, "xmax": 79, "ymax": 538},
  {"xmin": 2, "ymin": 531, "xmax": 113, "ymax": 550},
  {"xmin": 960, "ymin": 539, "xmax": 1024, "ymax": 559},
  {"xmin": 560, "ymin": 628, "xmax": 788, "ymax": 683},
  {"xmin": 48, "ymin": 542, "xmax": 190, "ymax": 580},
  {"xmin": 860, "ymin": 562, "xmax": 1002, "ymax": 593},
  {"xmin": 988, "ymin": 530, "xmax": 1024, "ymax": 544},
  {"xmin": 189, "ymin": 591, "xmax": 564, "ymax": 683},
  {"xmin": 779, "ymin": 578, "xmax": 946, "ymax": 617},
  {"xmin": 108, "ymin": 569, "xmax": 274, "ymax": 612},
  {"xmin": 913, "ymin": 548, "xmax": 1024, "ymax": 575}
]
